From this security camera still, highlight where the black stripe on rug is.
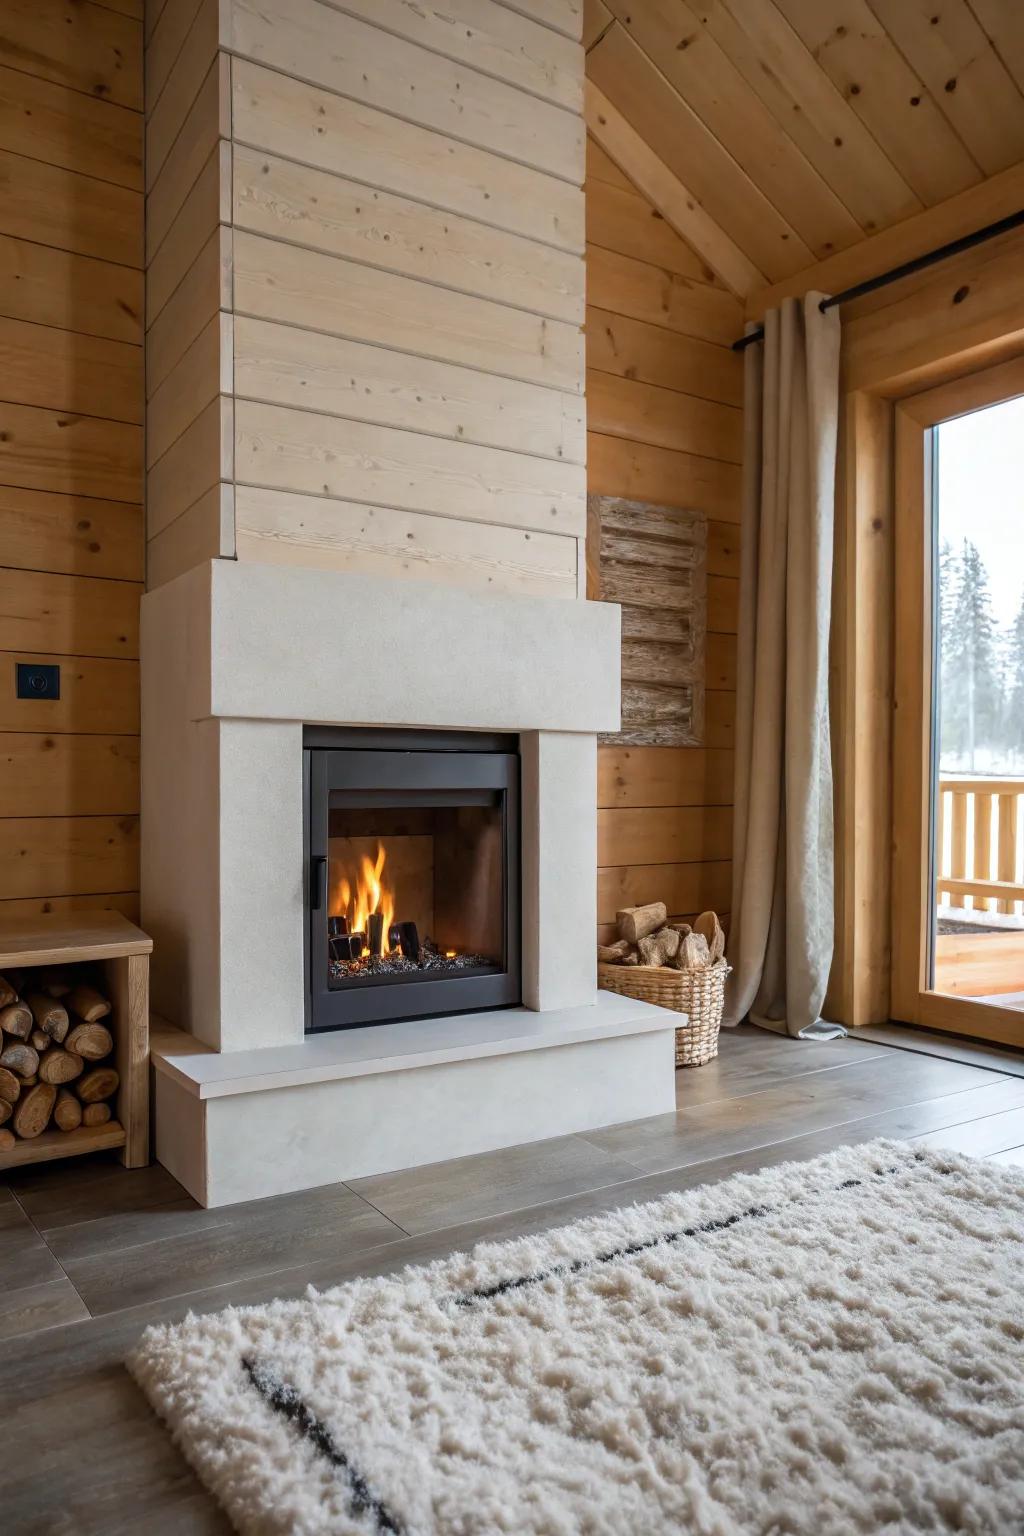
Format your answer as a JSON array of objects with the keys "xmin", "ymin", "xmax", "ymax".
[
  {"xmin": 450, "ymin": 1160, "xmax": 913, "ymax": 1307},
  {"xmin": 243, "ymin": 1356, "xmax": 405, "ymax": 1535}
]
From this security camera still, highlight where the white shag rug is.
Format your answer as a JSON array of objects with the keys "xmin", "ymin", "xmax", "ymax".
[{"xmin": 129, "ymin": 1141, "xmax": 1024, "ymax": 1536}]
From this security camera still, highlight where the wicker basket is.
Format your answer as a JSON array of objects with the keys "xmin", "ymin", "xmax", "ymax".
[{"xmin": 598, "ymin": 958, "xmax": 730, "ymax": 1067}]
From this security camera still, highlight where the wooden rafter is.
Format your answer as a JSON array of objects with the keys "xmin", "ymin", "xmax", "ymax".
[{"xmin": 584, "ymin": 80, "xmax": 764, "ymax": 300}]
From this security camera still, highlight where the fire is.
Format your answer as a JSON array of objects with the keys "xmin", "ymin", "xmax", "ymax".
[{"xmin": 337, "ymin": 841, "xmax": 396, "ymax": 951}]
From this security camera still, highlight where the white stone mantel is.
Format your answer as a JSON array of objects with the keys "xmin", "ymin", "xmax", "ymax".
[
  {"xmin": 150, "ymin": 559, "xmax": 621, "ymax": 732},
  {"xmin": 141, "ymin": 561, "xmax": 621, "ymax": 1053}
]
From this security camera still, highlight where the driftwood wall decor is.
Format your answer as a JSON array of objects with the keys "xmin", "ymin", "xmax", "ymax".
[{"xmin": 588, "ymin": 494, "xmax": 707, "ymax": 747}]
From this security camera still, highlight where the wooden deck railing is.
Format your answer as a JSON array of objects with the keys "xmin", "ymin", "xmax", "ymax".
[{"xmin": 936, "ymin": 778, "xmax": 1024, "ymax": 914}]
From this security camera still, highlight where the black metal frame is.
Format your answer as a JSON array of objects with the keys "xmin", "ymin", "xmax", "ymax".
[{"xmin": 304, "ymin": 729, "xmax": 520, "ymax": 1033}]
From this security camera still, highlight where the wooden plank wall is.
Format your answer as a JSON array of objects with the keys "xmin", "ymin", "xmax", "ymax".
[
  {"xmin": 586, "ymin": 138, "xmax": 741, "ymax": 939},
  {"xmin": 0, "ymin": 0, "xmax": 144, "ymax": 922},
  {"xmin": 146, "ymin": 0, "xmax": 588, "ymax": 599},
  {"xmin": 144, "ymin": 0, "xmax": 232, "ymax": 589}
]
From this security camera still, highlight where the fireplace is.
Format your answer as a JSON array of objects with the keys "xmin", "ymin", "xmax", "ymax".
[{"xmin": 305, "ymin": 729, "xmax": 520, "ymax": 1031}]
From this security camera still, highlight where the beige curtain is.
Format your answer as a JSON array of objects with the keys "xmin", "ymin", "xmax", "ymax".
[{"xmin": 725, "ymin": 294, "xmax": 842, "ymax": 1039}]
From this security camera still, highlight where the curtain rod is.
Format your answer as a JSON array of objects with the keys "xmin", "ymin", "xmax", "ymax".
[{"xmin": 732, "ymin": 207, "xmax": 1024, "ymax": 353}]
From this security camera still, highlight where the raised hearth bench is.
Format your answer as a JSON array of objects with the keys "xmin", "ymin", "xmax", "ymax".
[{"xmin": 151, "ymin": 994, "xmax": 677, "ymax": 1207}]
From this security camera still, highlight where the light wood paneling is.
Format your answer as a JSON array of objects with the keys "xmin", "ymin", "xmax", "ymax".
[
  {"xmin": 231, "ymin": 58, "xmax": 584, "ymax": 256},
  {"xmin": 586, "ymin": 370, "xmax": 742, "ymax": 463},
  {"xmin": 0, "ymin": 64, "xmax": 142, "ymax": 188},
  {"xmin": 234, "ymin": 401, "xmax": 586, "ymax": 538},
  {"xmin": 0, "ymin": 0, "xmax": 143, "ymax": 110},
  {"xmin": 586, "ymin": 305, "xmax": 742, "ymax": 408},
  {"xmin": 225, "ymin": 0, "xmax": 583, "ymax": 183},
  {"xmin": 0, "ymin": 817, "xmax": 139, "ymax": 902},
  {"xmin": 232, "ymin": 144, "xmax": 584, "ymax": 324},
  {"xmin": 233, "ymin": 316, "xmax": 585, "ymax": 465},
  {"xmin": 597, "ymin": 859, "xmax": 732, "ymax": 924},
  {"xmin": 147, "ymin": 395, "xmax": 232, "ymax": 540},
  {"xmin": 0, "ymin": 3, "xmax": 143, "ymax": 914},
  {"xmin": 0, "ymin": 403, "xmax": 141, "ymax": 503},
  {"xmin": 583, "ymin": 0, "xmax": 1024, "ymax": 312},
  {"xmin": 586, "ymin": 177, "xmax": 717, "ymax": 280},
  {"xmin": 0, "ymin": 236, "xmax": 141, "ymax": 347},
  {"xmin": 587, "ymin": 152, "xmax": 738, "ymax": 935},
  {"xmin": 0, "ymin": 486, "xmax": 143, "ymax": 583},
  {"xmin": 0, "ymin": 569, "xmax": 138, "ymax": 659},
  {"xmin": 0, "ymin": 319, "xmax": 142, "ymax": 425},
  {"xmin": 586, "ymin": 243, "xmax": 742, "ymax": 346},
  {"xmin": 233, "ymin": 231, "xmax": 583, "ymax": 395},
  {"xmin": 0, "ymin": 150, "xmax": 142, "ymax": 268},
  {"xmin": 145, "ymin": 225, "xmax": 229, "ymax": 396},
  {"xmin": 0, "ymin": 734, "xmax": 139, "ymax": 817},
  {"xmin": 146, "ymin": 484, "xmax": 233, "ymax": 591},
  {"xmin": 234, "ymin": 486, "xmax": 578, "ymax": 600},
  {"xmin": 588, "ymin": 433, "xmax": 741, "ymax": 524},
  {"xmin": 215, "ymin": 5, "xmax": 587, "ymax": 596},
  {"xmin": 146, "ymin": 313, "xmax": 228, "ymax": 469},
  {"xmin": 145, "ymin": 142, "xmax": 228, "ymax": 326},
  {"xmin": 146, "ymin": 54, "xmax": 227, "ymax": 265},
  {"xmin": 145, "ymin": 0, "xmax": 220, "ymax": 190}
]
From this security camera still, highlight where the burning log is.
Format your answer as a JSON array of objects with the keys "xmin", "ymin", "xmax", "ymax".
[
  {"xmin": 367, "ymin": 912, "xmax": 385, "ymax": 957},
  {"xmin": 616, "ymin": 903, "xmax": 667, "ymax": 944},
  {"xmin": 331, "ymin": 932, "xmax": 364, "ymax": 962},
  {"xmin": 390, "ymin": 922, "xmax": 420, "ymax": 960},
  {"xmin": 327, "ymin": 916, "xmax": 349, "ymax": 939}
]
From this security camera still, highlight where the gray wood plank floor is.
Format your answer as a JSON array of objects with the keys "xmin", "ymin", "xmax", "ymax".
[{"xmin": 3, "ymin": 1023, "xmax": 1024, "ymax": 1535}]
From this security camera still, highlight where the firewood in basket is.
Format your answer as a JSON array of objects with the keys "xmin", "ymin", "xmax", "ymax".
[
  {"xmin": 75, "ymin": 1067, "xmax": 119, "ymax": 1104},
  {"xmin": 13, "ymin": 1082, "xmax": 56, "ymax": 1139},
  {"xmin": 0, "ymin": 1100, "xmax": 10, "ymax": 1126},
  {"xmin": 0, "ymin": 1067, "xmax": 21, "ymax": 1104},
  {"xmin": 0, "ymin": 1001, "xmax": 33, "ymax": 1041},
  {"xmin": 82, "ymin": 1101, "xmax": 112, "ymax": 1127},
  {"xmin": 54, "ymin": 1088, "xmax": 82, "ymax": 1132},
  {"xmin": 597, "ymin": 938, "xmax": 632, "ymax": 963},
  {"xmin": 0, "ymin": 1128, "xmax": 14, "ymax": 1152},
  {"xmin": 619, "ymin": 950, "xmax": 639, "ymax": 965},
  {"xmin": 39, "ymin": 1049, "xmax": 84, "ymax": 1086},
  {"xmin": 616, "ymin": 902, "xmax": 668, "ymax": 944},
  {"xmin": 367, "ymin": 912, "xmax": 385, "ymax": 957},
  {"xmin": 65, "ymin": 1022, "xmax": 113, "ymax": 1061},
  {"xmin": 0, "ymin": 1042, "xmax": 39, "ymax": 1079},
  {"xmin": 0, "ymin": 974, "xmax": 16, "ymax": 1009},
  {"xmin": 25, "ymin": 992, "xmax": 69, "ymax": 1044},
  {"xmin": 65, "ymin": 983, "xmax": 111, "ymax": 1022},
  {"xmin": 638, "ymin": 927, "xmax": 682, "ymax": 967}
]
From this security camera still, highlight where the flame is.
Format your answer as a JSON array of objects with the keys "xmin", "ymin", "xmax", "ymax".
[{"xmin": 337, "ymin": 842, "xmax": 396, "ymax": 951}]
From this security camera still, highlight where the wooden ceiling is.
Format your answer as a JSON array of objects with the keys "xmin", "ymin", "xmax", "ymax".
[{"xmin": 584, "ymin": 0, "xmax": 1024, "ymax": 298}]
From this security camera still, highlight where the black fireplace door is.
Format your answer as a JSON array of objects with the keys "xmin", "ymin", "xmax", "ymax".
[{"xmin": 306, "ymin": 738, "xmax": 520, "ymax": 1031}]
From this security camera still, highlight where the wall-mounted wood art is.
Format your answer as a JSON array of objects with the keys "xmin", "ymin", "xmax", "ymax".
[{"xmin": 588, "ymin": 494, "xmax": 706, "ymax": 747}]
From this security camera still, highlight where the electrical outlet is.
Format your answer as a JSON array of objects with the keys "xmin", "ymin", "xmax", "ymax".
[{"xmin": 16, "ymin": 662, "xmax": 60, "ymax": 701}]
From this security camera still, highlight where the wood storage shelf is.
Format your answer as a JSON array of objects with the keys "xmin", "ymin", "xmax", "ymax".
[{"xmin": 0, "ymin": 913, "xmax": 151, "ymax": 1173}]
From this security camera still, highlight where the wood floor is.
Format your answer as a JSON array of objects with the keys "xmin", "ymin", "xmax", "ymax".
[{"xmin": 3, "ymin": 1023, "xmax": 1024, "ymax": 1534}]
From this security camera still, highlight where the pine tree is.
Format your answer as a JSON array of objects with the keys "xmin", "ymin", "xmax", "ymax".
[
  {"xmin": 942, "ymin": 539, "xmax": 1001, "ymax": 770},
  {"xmin": 1004, "ymin": 592, "xmax": 1024, "ymax": 760}
]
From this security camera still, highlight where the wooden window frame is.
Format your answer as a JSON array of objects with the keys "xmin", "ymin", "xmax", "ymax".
[{"xmin": 890, "ymin": 355, "xmax": 1024, "ymax": 1048}]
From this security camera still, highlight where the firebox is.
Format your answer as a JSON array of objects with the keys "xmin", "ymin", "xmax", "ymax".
[{"xmin": 304, "ymin": 728, "xmax": 520, "ymax": 1031}]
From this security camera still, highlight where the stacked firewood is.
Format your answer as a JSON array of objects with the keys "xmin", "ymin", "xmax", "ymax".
[
  {"xmin": 0, "ymin": 967, "xmax": 119, "ymax": 1152},
  {"xmin": 599, "ymin": 903, "xmax": 726, "ymax": 969}
]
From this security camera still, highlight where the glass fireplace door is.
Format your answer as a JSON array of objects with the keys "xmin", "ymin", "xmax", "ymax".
[{"xmin": 306, "ymin": 743, "xmax": 519, "ymax": 1031}]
